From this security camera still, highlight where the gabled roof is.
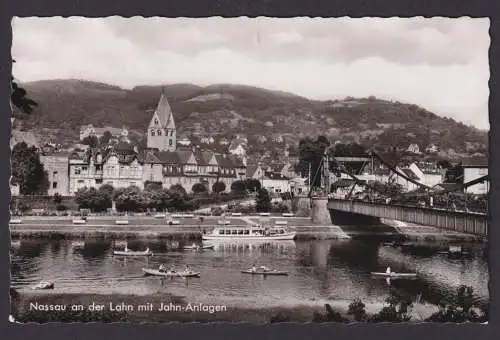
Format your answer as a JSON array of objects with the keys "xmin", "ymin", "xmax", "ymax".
[
  {"xmin": 153, "ymin": 92, "xmax": 175, "ymax": 129},
  {"xmin": 228, "ymin": 154, "xmax": 245, "ymax": 167},
  {"xmin": 177, "ymin": 150, "xmax": 196, "ymax": 164},
  {"xmin": 401, "ymin": 168, "xmax": 420, "ymax": 180},
  {"xmin": 215, "ymin": 154, "xmax": 234, "ymax": 168},
  {"xmin": 246, "ymin": 164, "xmax": 260, "ymax": 177},
  {"xmin": 155, "ymin": 151, "xmax": 181, "ymax": 164}
]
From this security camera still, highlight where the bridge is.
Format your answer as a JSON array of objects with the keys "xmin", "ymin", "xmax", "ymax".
[{"xmin": 327, "ymin": 198, "xmax": 488, "ymax": 237}]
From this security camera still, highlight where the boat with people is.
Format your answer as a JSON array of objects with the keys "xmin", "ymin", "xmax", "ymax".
[
  {"xmin": 241, "ymin": 265, "xmax": 289, "ymax": 276},
  {"xmin": 113, "ymin": 247, "xmax": 153, "ymax": 256},
  {"xmin": 202, "ymin": 224, "xmax": 296, "ymax": 241},
  {"xmin": 142, "ymin": 268, "xmax": 201, "ymax": 278},
  {"xmin": 32, "ymin": 280, "xmax": 54, "ymax": 290},
  {"xmin": 371, "ymin": 266, "xmax": 417, "ymax": 279},
  {"xmin": 181, "ymin": 243, "xmax": 214, "ymax": 251}
]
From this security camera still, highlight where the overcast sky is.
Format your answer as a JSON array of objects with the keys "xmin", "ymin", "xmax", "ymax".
[{"xmin": 12, "ymin": 17, "xmax": 490, "ymax": 129}]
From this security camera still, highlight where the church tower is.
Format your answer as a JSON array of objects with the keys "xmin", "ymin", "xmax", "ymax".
[{"xmin": 147, "ymin": 89, "xmax": 176, "ymax": 151}]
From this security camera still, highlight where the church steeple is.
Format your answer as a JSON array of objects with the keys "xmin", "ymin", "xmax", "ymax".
[{"xmin": 147, "ymin": 88, "xmax": 176, "ymax": 151}]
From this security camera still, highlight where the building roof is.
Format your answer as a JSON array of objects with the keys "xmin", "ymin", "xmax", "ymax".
[
  {"xmin": 177, "ymin": 150, "xmax": 195, "ymax": 164},
  {"xmin": 154, "ymin": 151, "xmax": 181, "ymax": 164},
  {"xmin": 246, "ymin": 164, "xmax": 260, "ymax": 177},
  {"xmin": 264, "ymin": 171, "xmax": 289, "ymax": 180},
  {"xmin": 215, "ymin": 154, "xmax": 235, "ymax": 168},
  {"xmin": 331, "ymin": 178, "xmax": 355, "ymax": 188},
  {"xmin": 228, "ymin": 154, "xmax": 245, "ymax": 167},
  {"xmin": 154, "ymin": 92, "xmax": 175, "ymax": 129},
  {"xmin": 401, "ymin": 168, "xmax": 420, "ymax": 180}
]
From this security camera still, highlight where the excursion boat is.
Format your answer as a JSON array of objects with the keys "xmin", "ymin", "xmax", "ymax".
[
  {"xmin": 142, "ymin": 268, "xmax": 201, "ymax": 278},
  {"xmin": 113, "ymin": 247, "xmax": 153, "ymax": 256},
  {"xmin": 202, "ymin": 225, "xmax": 296, "ymax": 241},
  {"xmin": 370, "ymin": 272, "xmax": 417, "ymax": 279},
  {"xmin": 32, "ymin": 280, "xmax": 54, "ymax": 290}
]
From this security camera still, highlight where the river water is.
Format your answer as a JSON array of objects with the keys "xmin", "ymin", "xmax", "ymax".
[{"xmin": 10, "ymin": 237, "xmax": 488, "ymax": 310}]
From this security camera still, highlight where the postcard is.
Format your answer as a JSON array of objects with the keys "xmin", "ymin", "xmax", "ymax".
[{"xmin": 9, "ymin": 16, "xmax": 489, "ymax": 324}]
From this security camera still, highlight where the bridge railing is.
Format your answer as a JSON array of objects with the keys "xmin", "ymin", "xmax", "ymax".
[{"xmin": 327, "ymin": 198, "xmax": 488, "ymax": 237}]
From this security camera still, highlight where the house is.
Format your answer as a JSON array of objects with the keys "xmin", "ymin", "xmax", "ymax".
[
  {"xmin": 425, "ymin": 144, "xmax": 439, "ymax": 153},
  {"xmin": 407, "ymin": 144, "xmax": 421, "ymax": 154},
  {"xmin": 262, "ymin": 171, "xmax": 290, "ymax": 195},
  {"xmin": 409, "ymin": 162, "xmax": 444, "ymax": 187},
  {"xmin": 177, "ymin": 138, "xmax": 191, "ymax": 146},
  {"xmin": 272, "ymin": 135, "xmax": 284, "ymax": 143},
  {"xmin": 288, "ymin": 177, "xmax": 309, "ymax": 196},
  {"xmin": 461, "ymin": 162, "xmax": 489, "ymax": 195},
  {"xmin": 79, "ymin": 124, "xmax": 128, "ymax": 141},
  {"xmin": 246, "ymin": 164, "xmax": 264, "ymax": 180},
  {"xmin": 228, "ymin": 143, "xmax": 247, "ymax": 158},
  {"xmin": 69, "ymin": 143, "xmax": 143, "ymax": 194},
  {"xmin": 40, "ymin": 152, "xmax": 71, "ymax": 196}
]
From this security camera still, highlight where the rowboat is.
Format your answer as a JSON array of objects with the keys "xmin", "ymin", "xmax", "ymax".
[
  {"xmin": 218, "ymin": 220, "xmax": 231, "ymax": 225},
  {"xmin": 231, "ymin": 212, "xmax": 243, "ymax": 216},
  {"xmin": 166, "ymin": 219, "xmax": 180, "ymax": 225},
  {"xmin": 241, "ymin": 269, "xmax": 289, "ymax": 276},
  {"xmin": 114, "ymin": 248, "xmax": 153, "ymax": 256},
  {"xmin": 282, "ymin": 213, "xmax": 294, "ymax": 217},
  {"xmin": 73, "ymin": 219, "xmax": 87, "ymax": 224},
  {"xmin": 142, "ymin": 268, "xmax": 201, "ymax": 278},
  {"xmin": 115, "ymin": 220, "xmax": 129, "ymax": 225},
  {"xmin": 275, "ymin": 220, "xmax": 288, "ymax": 225},
  {"xmin": 259, "ymin": 212, "xmax": 271, "ymax": 216},
  {"xmin": 182, "ymin": 245, "xmax": 214, "ymax": 250},
  {"xmin": 32, "ymin": 281, "xmax": 54, "ymax": 290},
  {"xmin": 10, "ymin": 219, "xmax": 22, "ymax": 224},
  {"xmin": 370, "ymin": 272, "xmax": 417, "ymax": 278}
]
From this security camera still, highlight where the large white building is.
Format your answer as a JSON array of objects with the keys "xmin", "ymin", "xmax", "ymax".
[{"xmin": 68, "ymin": 91, "xmax": 245, "ymax": 194}]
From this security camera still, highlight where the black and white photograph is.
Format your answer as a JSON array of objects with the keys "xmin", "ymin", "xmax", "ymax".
[{"xmin": 9, "ymin": 16, "xmax": 489, "ymax": 323}]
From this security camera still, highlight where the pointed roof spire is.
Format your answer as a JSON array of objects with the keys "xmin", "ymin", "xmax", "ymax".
[{"xmin": 154, "ymin": 89, "xmax": 175, "ymax": 128}]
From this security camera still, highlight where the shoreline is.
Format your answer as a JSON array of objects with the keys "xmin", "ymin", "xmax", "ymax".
[
  {"xmin": 12, "ymin": 291, "xmax": 440, "ymax": 323},
  {"xmin": 9, "ymin": 219, "xmax": 483, "ymax": 242}
]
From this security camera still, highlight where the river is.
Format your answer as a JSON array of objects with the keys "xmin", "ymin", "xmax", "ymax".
[{"xmin": 10, "ymin": 237, "xmax": 488, "ymax": 311}]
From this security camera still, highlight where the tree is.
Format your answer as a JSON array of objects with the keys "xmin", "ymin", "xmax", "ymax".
[
  {"xmin": 244, "ymin": 178, "xmax": 261, "ymax": 192},
  {"xmin": 296, "ymin": 136, "xmax": 330, "ymax": 188},
  {"xmin": 82, "ymin": 135, "xmax": 99, "ymax": 148},
  {"xmin": 98, "ymin": 184, "xmax": 115, "ymax": 200},
  {"xmin": 74, "ymin": 187, "xmax": 111, "ymax": 212},
  {"xmin": 144, "ymin": 181, "xmax": 162, "ymax": 191},
  {"xmin": 312, "ymin": 304, "xmax": 348, "ymax": 323},
  {"xmin": 53, "ymin": 193, "xmax": 63, "ymax": 204},
  {"xmin": 192, "ymin": 183, "xmax": 208, "ymax": 194},
  {"xmin": 169, "ymin": 184, "xmax": 187, "ymax": 197},
  {"xmin": 114, "ymin": 186, "xmax": 143, "ymax": 212},
  {"xmin": 347, "ymin": 298, "xmax": 368, "ymax": 322},
  {"xmin": 426, "ymin": 285, "xmax": 485, "ymax": 323},
  {"xmin": 370, "ymin": 292, "xmax": 413, "ymax": 323},
  {"xmin": 255, "ymin": 188, "xmax": 272, "ymax": 212},
  {"xmin": 11, "ymin": 60, "xmax": 38, "ymax": 114},
  {"xmin": 11, "ymin": 142, "xmax": 48, "ymax": 195},
  {"xmin": 231, "ymin": 180, "xmax": 247, "ymax": 193},
  {"xmin": 212, "ymin": 181, "xmax": 226, "ymax": 193},
  {"xmin": 99, "ymin": 131, "xmax": 113, "ymax": 146}
]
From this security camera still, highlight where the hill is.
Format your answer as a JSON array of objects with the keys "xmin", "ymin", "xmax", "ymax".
[{"xmin": 12, "ymin": 79, "xmax": 488, "ymax": 157}]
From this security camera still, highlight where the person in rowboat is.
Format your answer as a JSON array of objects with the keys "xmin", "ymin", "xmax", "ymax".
[
  {"xmin": 159, "ymin": 264, "xmax": 166, "ymax": 272},
  {"xmin": 386, "ymin": 266, "xmax": 392, "ymax": 274},
  {"xmin": 251, "ymin": 264, "xmax": 257, "ymax": 273},
  {"xmin": 124, "ymin": 245, "xmax": 129, "ymax": 252},
  {"xmin": 259, "ymin": 265, "xmax": 270, "ymax": 272}
]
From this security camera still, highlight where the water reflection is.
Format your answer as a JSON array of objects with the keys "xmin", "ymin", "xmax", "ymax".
[{"xmin": 9, "ymin": 238, "xmax": 489, "ymax": 310}]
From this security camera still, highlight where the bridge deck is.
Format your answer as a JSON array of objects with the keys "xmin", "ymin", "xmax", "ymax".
[{"xmin": 327, "ymin": 198, "xmax": 488, "ymax": 237}]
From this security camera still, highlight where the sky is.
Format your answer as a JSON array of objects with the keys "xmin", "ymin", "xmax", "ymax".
[{"xmin": 11, "ymin": 17, "xmax": 490, "ymax": 129}]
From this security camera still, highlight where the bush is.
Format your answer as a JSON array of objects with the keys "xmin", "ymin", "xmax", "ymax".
[
  {"xmin": 270, "ymin": 202, "xmax": 289, "ymax": 213},
  {"xmin": 255, "ymin": 188, "xmax": 272, "ymax": 212},
  {"xmin": 312, "ymin": 304, "xmax": 348, "ymax": 323},
  {"xmin": 212, "ymin": 181, "xmax": 226, "ymax": 193},
  {"xmin": 231, "ymin": 180, "xmax": 247, "ymax": 193},
  {"xmin": 55, "ymin": 204, "xmax": 68, "ymax": 211},
  {"xmin": 348, "ymin": 298, "xmax": 368, "ymax": 322},
  {"xmin": 192, "ymin": 183, "xmax": 208, "ymax": 194}
]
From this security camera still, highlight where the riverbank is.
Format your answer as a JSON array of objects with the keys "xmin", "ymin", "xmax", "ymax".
[{"xmin": 12, "ymin": 291, "xmax": 439, "ymax": 323}]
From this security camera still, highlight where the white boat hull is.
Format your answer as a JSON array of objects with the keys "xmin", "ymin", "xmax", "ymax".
[{"xmin": 203, "ymin": 232, "xmax": 296, "ymax": 241}]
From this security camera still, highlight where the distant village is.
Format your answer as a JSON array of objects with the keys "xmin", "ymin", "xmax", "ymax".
[{"xmin": 10, "ymin": 92, "xmax": 489, "ymax": 199}]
